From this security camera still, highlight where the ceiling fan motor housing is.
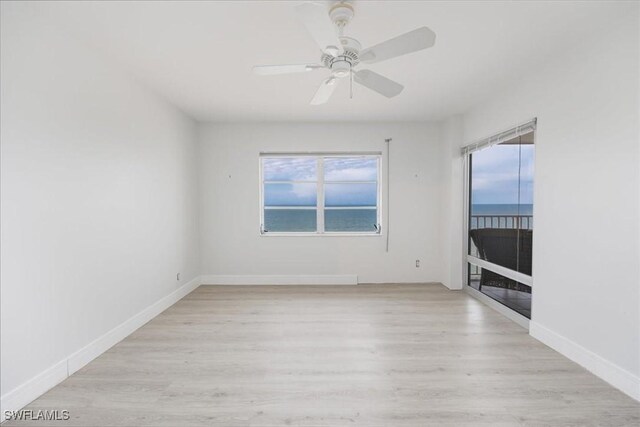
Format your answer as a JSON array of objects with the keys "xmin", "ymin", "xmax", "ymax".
[
  {"xmin": 253, "ymin": 1, "xmax": 435, "ymax": 104},
  {"xmin": 323, "ymin": 36, "xmax": 361, "ymax": 78}
]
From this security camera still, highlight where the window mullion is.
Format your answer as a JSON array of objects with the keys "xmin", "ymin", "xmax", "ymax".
[{"xmin": 317, "ymin": 157, "xmax": 324, "ymax": 233}]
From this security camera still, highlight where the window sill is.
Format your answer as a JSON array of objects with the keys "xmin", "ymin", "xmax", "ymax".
[{"xmin": 260, "ymin": 232, "xmax": 383, "ymax": 237}]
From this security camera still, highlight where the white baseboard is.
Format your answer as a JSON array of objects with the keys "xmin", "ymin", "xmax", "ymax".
[
  {"xmin": 0, "ymin": 359, "xmax": 68, "ymax": 422},
  {"xmin": 67, "ymin": 276, "xmax": 200, "ymax": 374},
  {"xmin": 200, "ymin": 274, "xmax": 358, "ymax": 285},
  {"xmin": 0, "ymin": 276, "xmax": 201, "ymax": 422},
  {"xmin": 530, "ymin": 321, "xmax": 640, "ymax": 401}
]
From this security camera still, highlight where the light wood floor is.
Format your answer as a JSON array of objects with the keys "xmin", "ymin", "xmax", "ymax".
[{"xmin": 6, "ymin": 284, "xmax": 639, "ymax": 426}]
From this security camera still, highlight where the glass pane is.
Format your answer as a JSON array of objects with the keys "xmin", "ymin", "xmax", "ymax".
[
  {"xmin": 264, "ymin": 209, "xmax": 317, "ymax": 232},
  {"xmin": 262, "ymin": 157, "xmax": 317, "ymax": 181},
  {"xmin": 470, "ymin": 144, "xmax": 520, "ymax": 255},
  {"xmin": 469, "ymin": 137, "xmax": 535, "ymax": 275},
  {"xmin": 468, "ymin": 264, "xmax": 531, "ymax": 318},
  {"xmin": 264, "ymin": 183, "xmax": 317, "ymax": 207},
  {"xmin": 467, "ymin": 131, "xmax": 535, "ymax": 317},
  {"xmin": 325, "ymin": 209, "xmax": 377, "ymax": 232},
  {"xmin": 324, "ymin": 157, "xmax": 378, "ymax": 181},
  {"xmin": 324, "ymin": 183, "xmax": 377, "ymax": 207},
  {"xmin": 518, "ymin": 143, "xmax": 535, "ymax": 274},
  {"xmin": 469, "ymin": 228, "xmax": 529, "ymax": 273}
]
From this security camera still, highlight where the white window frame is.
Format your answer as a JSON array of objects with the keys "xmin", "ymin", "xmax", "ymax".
[
  {"xmin": 460, "ymin": 120, "xmax": 536, "ymax": 327},
  {"xmin": 259, "ymin": 152, "xmax": 382, "ymax": 237},
  {"xmin": 462, "ymin": 119, "xmax": 536, "ymax": 289}
]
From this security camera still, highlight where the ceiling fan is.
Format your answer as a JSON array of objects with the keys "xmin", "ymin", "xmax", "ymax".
[{"xmin": 252, "ymin": 1, "xmax": 436, "ymax": 105}]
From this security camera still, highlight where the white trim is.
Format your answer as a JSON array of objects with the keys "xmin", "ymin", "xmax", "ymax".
[
  {"xmin": 67, "ymin": 276, "xmax": 201, "ymax": 374},
  {"xmin": 201, "ymin": 274, "xmax": 358, "ymax": 285},
  {"xmin": 464, "ymin": 285, "xmax": 529, "ymax": 329},
  {"xmin": 324, "ymin": 180, "xmax": 378, "ymax": 184},
  {"xmin": 385, "ymin": 139, "xmax": 390, "ymax": 252},
  {"xmin": 260, "ymin": 151, "xmax": 382, "ymax": 156},
  {"xmin": 259, "ymin": 153, "xmax": 382, "ymax": 235},
  {"xmin": 461, "ymin": 118, "xmax": 537, "ymax": 155},
  {"xmin": 264, "ymin": 180, "xmax": 377, "ymax": 184},
  {"xmin": 258, "ymin": 155, "xmax": 265, "ymax": 233},
  {"xmin": 461, "ymin": 153, "xmax": 470, "ymax": 286},
  {"xmin": 530, "ymin": 321, "xmax": 640, "ymax": 401},
  {"xmin": 467, "ymin": 255, "xmax": 533, "ymax": 287},
  {"xmin": 324, "ymin": 206, "xmax": 376, "ymax": 210},
  {"xmin": 0, "ymin": 276, "xmax": 202, "ymax": 421},
  {"xmin": 260, "ymin": 232, "xmax": 381, "ymax": 237},
  {"xmin": 264, "ymin": 180, "xmax": 318, "ymax": 184},
  {"xmin": 264, "ymin": 206, "xmax": 317, "ymax": 210},
  {"xmin": 263, "ymin": 206, "xmax": 376, "ymax": 210},
  {"xmin": 317, "ymin": 157, "xmax": 325, "ymax": 233},
  {"xmin": 0, "ymin": 360, "xmax": 68, "ymax": 422}
]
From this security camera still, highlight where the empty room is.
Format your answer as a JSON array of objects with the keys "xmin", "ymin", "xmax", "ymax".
[{"xmin": 1, "ymin": 0, "xmax": 639, "ymax": 426}]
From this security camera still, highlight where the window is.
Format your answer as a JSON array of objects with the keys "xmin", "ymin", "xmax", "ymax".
[
  {"xmin": 260, "ymin": 154, "xmax": 381, "ymax": 235},
  {"xmin": 465, "ymin": 125, "xmax": 535, "ymax": 319}
]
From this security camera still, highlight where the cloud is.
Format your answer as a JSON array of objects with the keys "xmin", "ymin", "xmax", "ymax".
[
  {"xmin": 263, "ymin": 156, "xmax": 378, "ymax": 181},
  {"xmin": 264, "ymin": 183, "xmax": 316, "ymax": 206},
  {"xmin": 471, "ymin": 144, "xmax": 535, "ymax": 204},
  {"xmin": 324, "ymin": 157, "xmax": 377, "ymax": 181},
  {"xmin": 263, "ymin": 157, "xmax": 316, "ymax": 181},
  {"xmin": 325, "ymin": 183, "xmax": 377, "ymax": 206},
  {"xmin": 262, "ymin": 156, "xmax": 379, "ymax": 207}
]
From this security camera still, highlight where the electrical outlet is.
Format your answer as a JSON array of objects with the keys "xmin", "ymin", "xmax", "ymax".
[
  {"xmin": 415, "ymin": 260, "xmax": 420, "ymax": 268},
  {"xmin": 176, "ymin": 273, "xmax": 180, "ymax": 281}
]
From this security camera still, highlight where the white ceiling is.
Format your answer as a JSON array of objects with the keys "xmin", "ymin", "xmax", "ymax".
[{"xmin": 35, "ymin": 1, "xmax": 633, "ymax": 122}]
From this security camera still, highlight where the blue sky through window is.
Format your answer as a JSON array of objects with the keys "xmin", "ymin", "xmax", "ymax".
[
  {"xmin": 471, "ymin": 143, "xmax": 534, "ymax": 205},
  {"xmin": 324, "ymin": 157, "xmax": 377, "ymax": 181},
  {"xmin": 325, "ymin": 183, "xmax": 377, "ymax": 207},
  {"xmin": 264, "ymin": 183, "xmax": 317, "ymax": 207},
  {"xmin": 262, "ymin": 157, "xmax": 317, "ymax": 181},
  {"xmin": 263, "ymin": 157, "xmax": 378, "ymax": 207}
]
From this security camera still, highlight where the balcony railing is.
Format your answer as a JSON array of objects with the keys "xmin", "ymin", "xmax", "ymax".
[
  {"xmin": 470, "ymin": 215, "xmax": 533, "ymax": 230},
  {"xmin": 469, "ymin": 215, "xmax": 533, "ymax": 279}
]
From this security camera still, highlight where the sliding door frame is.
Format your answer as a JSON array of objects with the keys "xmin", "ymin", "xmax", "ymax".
[{"xmin": 461, "ymin": 119, "xmax": 537, "ymax": 328}]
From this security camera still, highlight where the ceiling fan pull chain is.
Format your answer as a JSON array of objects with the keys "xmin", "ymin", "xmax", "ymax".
[{"xmin": 350, "ymin": 67, "xmax": 353, "ymax": 99}]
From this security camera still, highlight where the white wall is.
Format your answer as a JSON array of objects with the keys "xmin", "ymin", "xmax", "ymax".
[
  {"xmin": 3, "ymin": 0, "xmax": 638, "ymax": 412},
  {"xmin": 455, "ymin": 12, "xmax": 639, "ymax": 398},
  {"xmin": 198, "ymin": 123, "xmax": 444, "ymax": 284},
  {"xmin": 1, "ymin": 2, "xmax": 200, "ymax": 409},
  {"xmin": 438, "ymin": 115, "xmax": 465, "ymax": 290}
]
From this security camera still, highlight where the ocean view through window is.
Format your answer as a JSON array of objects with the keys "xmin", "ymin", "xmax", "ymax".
[
  {"xmin": 260, "ymin": 154, "xmax": 381, "ymax": 235},
  {"xmin": 466, "ymin": 128, "xmax": 535, "ymax": 319}
]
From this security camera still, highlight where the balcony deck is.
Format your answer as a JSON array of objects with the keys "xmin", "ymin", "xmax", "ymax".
[
  {"xmin": 469, "ymin": 279, "xmax": 532, "ymax": 318},
  {"xmin": 469, "ymin": 214, "xmax": 533, "ymax": 318}
]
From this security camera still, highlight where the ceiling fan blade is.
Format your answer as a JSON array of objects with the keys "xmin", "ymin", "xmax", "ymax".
[
  {"xmin": 295, "ymin": 2, "xmax": 343, "ymax": 57},
  {"xmin": 310, "ymin": 77, "xmax": 339, "ymax": 105},
  {"xmin": 354, "ymin": 70, "xmax": 404, "ymax": 98},
  {"xmin": 360, "ymin": 27, "xmax": 436, "ymax": 64},
  {"xmin": 253, "ymin": 64, "xmax": 323, "ymax": 75}
]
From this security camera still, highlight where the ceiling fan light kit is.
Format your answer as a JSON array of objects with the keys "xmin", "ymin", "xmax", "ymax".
[{"xmin": 253, "ymin": 1, "xmax": 436, "ymax": 105}]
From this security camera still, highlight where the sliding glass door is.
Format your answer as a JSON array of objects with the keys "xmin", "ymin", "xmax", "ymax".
[{"xmin": 466, "ymin": 130, "xmax": 535, "ymax": 318}]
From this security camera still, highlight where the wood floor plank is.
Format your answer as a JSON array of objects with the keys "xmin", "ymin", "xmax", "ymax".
[{"xmin": 5, "ymin": 284, "xmax": 639, "ymax": 426}]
